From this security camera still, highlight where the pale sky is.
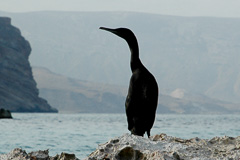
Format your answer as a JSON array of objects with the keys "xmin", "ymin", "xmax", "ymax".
[{"xmin": 0, "ymin": 0, "xmax": 240, "ymax": 17}]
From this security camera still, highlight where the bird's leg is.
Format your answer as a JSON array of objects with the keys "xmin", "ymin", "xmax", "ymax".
[{"xmin": 147, "ymin": 130, "xmax": 150, "ymax": 138}]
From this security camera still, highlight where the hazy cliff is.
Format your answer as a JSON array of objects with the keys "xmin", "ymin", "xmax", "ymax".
[
  {"xmin": 0, "ymin": 17, "xmax": 57, "ymax": 112},
  {"xmin": 1, "ymin": 11, "xmax": 240, "ymax": 104}
]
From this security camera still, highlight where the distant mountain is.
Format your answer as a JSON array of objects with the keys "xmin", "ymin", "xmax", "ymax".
[
  {"xmin": 1, "ymin": 11, "xmax": 240, "ymax": 103},
  {"xmin": 32, "ymin": 67, "xmax": 126, "ymax": 113},
  {"xmin": 33, "ymin": 67, "xmax": 240, "ymax": 114},
  {"xmin": 0, "ymin": 17, "xmax": 57, "ymax": 112}
]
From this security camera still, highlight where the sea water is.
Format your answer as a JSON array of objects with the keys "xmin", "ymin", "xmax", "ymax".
[{"xmin": 1, "ymin": 113, "xmax": 240, "ymax": 159}]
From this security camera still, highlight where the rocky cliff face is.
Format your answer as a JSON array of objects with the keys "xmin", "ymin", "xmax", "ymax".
[{"xmin": 0, "ymin": 17, "xmax": 57, "ymax": 112}]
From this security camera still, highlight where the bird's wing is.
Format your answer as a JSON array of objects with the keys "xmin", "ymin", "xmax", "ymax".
[
  {"xmin": 125, "ymin": 79, "xmax": 135, "ymax": 130},
  {"xmin": 125, "ymin": 73, "xmax": 147, "ymax": 130},
  {"xmin": 125, "ymin": 73, "xmax": 141, "ymax": 130}
]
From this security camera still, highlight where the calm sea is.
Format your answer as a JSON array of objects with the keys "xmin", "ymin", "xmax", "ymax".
[{"xmin": 1, "ymin": 113, "xmax": 240, "ymax": 159}]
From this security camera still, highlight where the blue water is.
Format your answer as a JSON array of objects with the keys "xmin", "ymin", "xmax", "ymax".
[{"xmin": 1, "ymin": 113, "xmax": 240, "ymax": 159}]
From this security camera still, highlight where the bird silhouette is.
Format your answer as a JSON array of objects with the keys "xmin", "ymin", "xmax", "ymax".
[{"xmin": 100, "ymin": 27, "xmax": 158, "ymax": 137}]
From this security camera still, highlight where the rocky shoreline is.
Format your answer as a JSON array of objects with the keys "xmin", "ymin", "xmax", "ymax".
[{"xmin": 1, "ymin": 133, "xmax": 240, "ymax": 160}]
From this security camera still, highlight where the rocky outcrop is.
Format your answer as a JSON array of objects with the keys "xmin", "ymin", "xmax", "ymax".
[
  {"xmin": 0, "ymin": 108, "xmax": 12, "ymax": 118},
  {"xmin": 0, "ymin": 148, "xmax": 78, "ymax": 160},
  {"xmin": 1, "ymin": 134, "xmax": 240, "ymax": 159},
  {"xmin": 0, "ymin": 17, "xmax": 57, "ymax": 112},
  {"xmin": 86, "ymin": 133, "xmax": 240, "ymax": 160}
]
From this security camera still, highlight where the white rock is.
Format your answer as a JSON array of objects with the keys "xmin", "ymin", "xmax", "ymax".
[{"xmin": 85, "ymin": 133, "xmax": 240, "ymax": 160}]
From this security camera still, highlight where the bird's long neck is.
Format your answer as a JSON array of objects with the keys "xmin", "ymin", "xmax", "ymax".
[{"xmin": 126, "ymin": 37, "xmax": 143, "ymax": 72}]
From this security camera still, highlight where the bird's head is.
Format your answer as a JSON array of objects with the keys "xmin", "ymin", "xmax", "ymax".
[{"xmin": 99, "ymin": 27, "xmax": 135, "ymax": 42}]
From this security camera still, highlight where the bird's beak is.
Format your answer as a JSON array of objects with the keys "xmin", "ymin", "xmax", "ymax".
[{"xmin": 99, "ymin": 27, "xmax": 118, "ymax": 35}]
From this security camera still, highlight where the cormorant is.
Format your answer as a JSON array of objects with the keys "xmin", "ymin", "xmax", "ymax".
[{"xmin": 100, "ymin": 27, "xmax": 158, "ymax": 137}]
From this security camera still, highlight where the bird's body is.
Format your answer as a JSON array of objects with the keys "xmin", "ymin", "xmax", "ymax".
[{"xmin": 100, "ymin": 27, "xmax": 158, "ymax": 137}]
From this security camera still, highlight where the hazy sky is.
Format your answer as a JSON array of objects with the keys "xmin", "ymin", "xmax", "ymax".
[{"xmin": 1, "ymin": 0, "xmax": 240, "ymax": 17}]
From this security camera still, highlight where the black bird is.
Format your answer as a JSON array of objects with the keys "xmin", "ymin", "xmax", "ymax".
[{"xmin": 100, "ymin": 27, "xmax": 158, "ymax": 137}]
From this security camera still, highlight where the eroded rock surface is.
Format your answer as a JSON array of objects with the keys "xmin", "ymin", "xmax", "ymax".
[
  {"xmin": 1, "ymin": 134, "xmax": 240, "ymax": 160},
  {"xmin": 85, "ymin": 133, "xmax": 240, "ymax": 160}
]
